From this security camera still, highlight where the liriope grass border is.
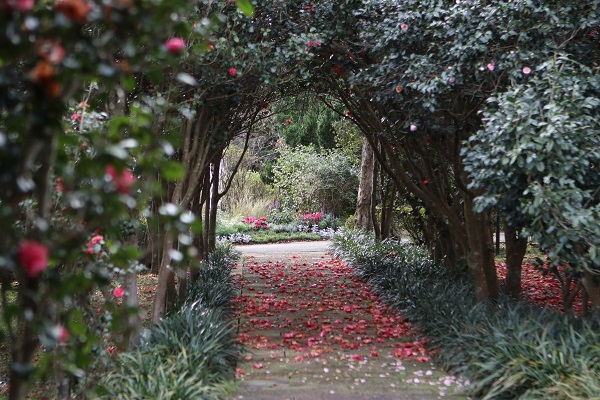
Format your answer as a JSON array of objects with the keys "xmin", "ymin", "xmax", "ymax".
[{"xmin": 331, "ymin": 230, "xmax": 600, "ymax": 399}]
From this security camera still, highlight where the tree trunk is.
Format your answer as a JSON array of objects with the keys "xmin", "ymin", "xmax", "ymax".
[
  {"xmin": 371, "ymin": 160, "xmax": 381, "ymax": 240},
  {"xmin": 380, "ymin": 182, "xmax": 396, "ymax": 240},
  {"xmin": 464, "ymin": 196, "xmax": 499, "ymax": 301},
  {"xmin": 151, "ymin": 234, "xmax": 177, "ymax": 324},
  {"xmin": 355, "ymin": 137, "xmax": 374, "ymax": 231},
  {"xmin": 504, "ymin": 225, "xmax": 527, "ymax": 298},
  {"xmin": 124, "ymin": 265, "xmax": 141, "ymax": 347},
  {"xmin": 207, "ymin": 159, "xmax": 221, "ymax": 254},
  {"xmin": 581, "ymin": 271, "xmax": 600, "ymax": 315},
  {"xmin": 9, "ymin": 278, "xmax": 40, "ymax": 400}
]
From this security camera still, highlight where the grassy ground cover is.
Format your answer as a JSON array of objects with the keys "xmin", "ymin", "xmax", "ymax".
[{"xmin": 331, "ymin": 231, "xmax": 600, "ymax": 399}]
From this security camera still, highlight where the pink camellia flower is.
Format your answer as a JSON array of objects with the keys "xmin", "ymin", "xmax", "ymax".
[
  {"xmin": 228, "ymin": 67, "xmax": 237, "ymax": 76},
  {"xmin": 487, "ymin": 62, "xmax": 495, "ymax": 71},
  {"xmin": 89, "ymin": 235, "xmax": 103, "ymax": 245},
  {"xmin": 307, "ymin": 41, "xmax": 313, "ymax": 47},
  {"xmin": 313, "ymin": 40, "xmax": 321, "ymax": 47},
  {"xmin": 85, "ymin": 234, "xmax": 103, "ymax": 254},
  {"xmin": 401, "ymin": 23, "xmax": 409, "ymax": 31},
  {"xmin": 57, "ymin": 326, "xmax": 69, "ymax": 342},
  {"xmin": 522, "ymin": 66, "xmax": 532, "ymax": 75},
  {"xmin": 105, "ymin": 165, "xmax": 136, "ymax": 194},
  {"xmin": 165, "ymin": 37, "xmax": 185, "ymax": 54},
  {"xmin": 410, "ymin": 124, "xmax": 417, "ymax": 132},
  {"xmin": 18, "ymin": 240, "xmax": 49, "ymax": 278},
  {"xmin": 1, "ymin": 0, "xmax": 34, "ymax": 12},
  {"xmin": 113, "ymin": 286, "xmax": 125, "ymax": 298}
]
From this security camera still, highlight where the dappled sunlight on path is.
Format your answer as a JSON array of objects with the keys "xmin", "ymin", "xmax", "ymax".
[{"xmin": 232, "ymin": 254, "xmax": 465, "ymax": 400}]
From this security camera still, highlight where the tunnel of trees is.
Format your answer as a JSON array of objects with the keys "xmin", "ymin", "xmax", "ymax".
[{"xmin": 0, "ymin": 0, "xmax": 598, "ymax": 398}]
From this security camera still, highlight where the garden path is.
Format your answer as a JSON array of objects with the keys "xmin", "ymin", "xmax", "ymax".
[{"xmin": 232, "ymin": 242, "xmax": 466, "ymax": 400}]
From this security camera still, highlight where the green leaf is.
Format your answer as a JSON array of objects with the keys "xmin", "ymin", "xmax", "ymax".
[
  {"xmin": 161, "ymin": 161, "xmax": 186, "ymax": 181},
  {"xmin": 236, "ymin": 0, "xmax": 254, "ymax": 17}
]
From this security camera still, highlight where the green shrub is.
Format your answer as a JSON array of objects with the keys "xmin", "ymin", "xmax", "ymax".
[
  {"xmin": 100, "ymin": 243, "xmax": 241, "ymax": 398},
  {"xmin": 272, "ymin": 145, "xmax": 358, "ymax": 217},
  {"xmin": 268, "ymin": 208, "xmax": 295, "ymax": 224},
  {"xmin": 331, "ymin": 231, "xmax": 600, "ymax": 399}
]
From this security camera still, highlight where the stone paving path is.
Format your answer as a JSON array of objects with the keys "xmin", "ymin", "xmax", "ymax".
[{"xmin": 232, "ymin": 244, "xmax": 467, "ymax": 400}]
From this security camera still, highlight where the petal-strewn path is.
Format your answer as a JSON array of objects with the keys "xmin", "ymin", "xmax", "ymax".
[{"xmin": 232, "ymin": 243, "xmax": 466, "ymax": 400}]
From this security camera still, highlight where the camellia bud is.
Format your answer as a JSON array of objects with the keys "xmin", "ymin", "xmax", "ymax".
[{"xmin": 165, "ymin": 37, "xmax": 185, "ymax": 54}]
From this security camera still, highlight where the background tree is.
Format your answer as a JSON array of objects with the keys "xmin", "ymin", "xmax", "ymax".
[{"xmin": 464, "ymin": 56, "xmax": 600, "ymax": 309}]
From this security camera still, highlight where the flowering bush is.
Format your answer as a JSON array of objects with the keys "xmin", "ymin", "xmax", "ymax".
[
  {"xmin": 0, "ymin": 0, "xmax": 217, "ymax": 397},
  {"xmin": 242, "ymin": 216, "xmax": 269, "ymax": 230},
  {"xmin": 298, "ymin": 212, "xmax": 324, "ymax": 226}
]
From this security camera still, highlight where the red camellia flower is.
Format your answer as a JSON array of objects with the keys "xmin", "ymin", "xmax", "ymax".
[
  {"xmin": 18, "ymin": 240, "xmax": 49, "ymax": 278},
  {"xmin": 1, "ymin": 0, "xmax": 34, "ymax": 12},
  {"xmin": 106, "ymin": 165, "xmax": 136, "ymax": 194},
  {"xmin": 29, "ymin": 60, "xmax": 55, "ymax": 82},
  {"xmin": 54, "ymin": 0, "xmax": 92, "ymax": 24},
  {"xmin": 332, "ymin": 65, "xmax": 344, "ymax": 75},
  {"xmin": 113, "ymin": 286, "xmax": 125, "ymax": 298},
  {"xmin": 165, "ymin": 37, "xmax": 185, "ymax": 54},
  {"xmin": 228, "ymin": 67, "xmax": 237, "ymax": 76}
]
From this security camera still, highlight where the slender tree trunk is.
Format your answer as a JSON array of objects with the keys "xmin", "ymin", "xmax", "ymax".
[
  {"xmin": 356, "ymin": 137, "xmax": 374, "ymax": 231},
  {"xmin": 207, "ymin": 159, "xmax": 221, "ymax": 254},
  {"xmin": 380, "ymin": 183, "xmax": 395, "ymax": 239},
  {"xmin": 151, "ymin": 234, "xmax": 177, "ymax": 323},
  {"xmin": 371, "ymin": 160, "xmax": 381, "ymax": 240},
  {"xmin": 504, "ymin": 225, "xmax": 527, "ymax": 298},
  {"xmin": 9, "ymin": 278, "xmax": 40, "ymax": 400},
  {"xmin": 99, "ymin": 233, "xmax": 139, "ymax": 349},
  {"xmin": 124, "ymin": 265, "xmax": 141, "ymax": 347}
]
